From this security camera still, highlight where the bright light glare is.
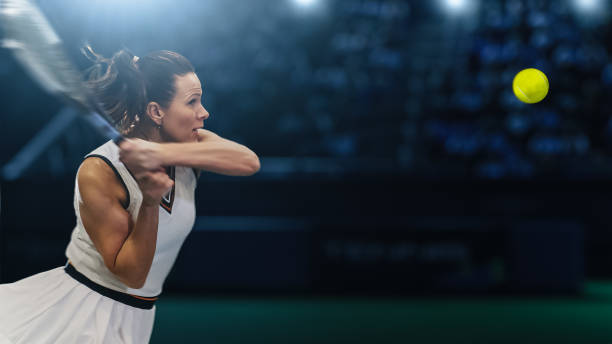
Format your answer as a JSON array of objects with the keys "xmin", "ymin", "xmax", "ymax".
[
  {"xmin": 294, "ymin": 0, "xmax": 317, "ymax": 6},
  {"xmin": 290, "ymin": 0, "xmax": 326, "ymax": 15},
  {"xmin": 440, "ymin": 0, "xmax": 477, "ymax": 15},
  {"xmin": 447, "ymin": 0, "xmax": 466, "ymax": 10},
  {"xmin": 574, "ymin": 0, "xmax": 601, "ymax": 11}
]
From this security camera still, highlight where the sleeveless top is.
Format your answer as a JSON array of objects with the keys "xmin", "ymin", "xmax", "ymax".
[{"xmin": 65, "ymin": 140, "xmax": 197, "ymax": 297}]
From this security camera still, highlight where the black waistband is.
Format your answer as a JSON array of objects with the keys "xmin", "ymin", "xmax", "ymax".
[{"xmin": 64, "ymin": 263, "xmax": 158, "ymax": 310}]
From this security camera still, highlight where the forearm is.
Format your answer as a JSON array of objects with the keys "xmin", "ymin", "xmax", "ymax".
[
  {"xmin": 112, "ymin": 204, "xmax": 159, "ymax": 289},
  {"xmin": 158, "ymin": 141, "xmax": 260, "ymax": 176}
]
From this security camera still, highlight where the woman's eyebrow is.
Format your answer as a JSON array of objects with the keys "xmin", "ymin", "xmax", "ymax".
[{"xmin": 183, "ymin": 90, "xmax": 202, "ymax": 100}]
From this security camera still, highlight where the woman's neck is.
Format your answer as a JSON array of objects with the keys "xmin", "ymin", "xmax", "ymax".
[{"xmin": 128, "ymin": 125, "xmax": 163, "ymax": 143}]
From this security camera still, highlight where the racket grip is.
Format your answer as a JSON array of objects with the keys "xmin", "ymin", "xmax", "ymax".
[
  {"xmin": 113, "ymin": 135, "xmax": 125, "ymax": 145},
  {"xmin": 86, "ymin": 111, "xmax": 124, "ymax": 143}
]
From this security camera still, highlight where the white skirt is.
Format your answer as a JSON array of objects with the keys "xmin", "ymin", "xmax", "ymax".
[{"xmin": 0, "ymin": 267, "xmax": 155, "ymax": 344}]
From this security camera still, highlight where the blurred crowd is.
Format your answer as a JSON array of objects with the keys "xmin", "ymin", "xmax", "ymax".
[{"xmin": 1, "ymin": 0, "xmax": 611, "ymax": 179}]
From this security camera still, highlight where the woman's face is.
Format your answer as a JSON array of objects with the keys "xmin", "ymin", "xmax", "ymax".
[{"xmin": 160, "ymin": 72, "xmax": 209, "ymax": 143}]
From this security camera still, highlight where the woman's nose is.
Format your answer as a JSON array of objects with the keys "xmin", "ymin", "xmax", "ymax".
[{"xmin": 198, "ymin": 106, "xmax": 209, "ymax": 120}]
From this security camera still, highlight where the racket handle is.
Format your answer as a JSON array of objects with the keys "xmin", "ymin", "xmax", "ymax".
[
  {"xmin": 85, "ymin": 111, "xmax": 124, "ymax": 143},
  {"xmin": 113, "ymin": 136, "xmax": 125, "ymax": 145}
]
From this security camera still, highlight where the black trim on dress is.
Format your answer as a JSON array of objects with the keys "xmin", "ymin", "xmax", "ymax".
[{"xmin": 64, "ymin": 263, "xmax": 158, "ymax": 310}]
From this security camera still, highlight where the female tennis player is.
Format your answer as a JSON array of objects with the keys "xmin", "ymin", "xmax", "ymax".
[{"xmin": 0, "ymin": 46, "xmax": 260, "ymax": 344}]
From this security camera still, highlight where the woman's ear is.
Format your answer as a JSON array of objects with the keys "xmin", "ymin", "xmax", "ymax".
[{"xmin": 145, "ymin": 102, "xmax": 164, "ymax": 126}]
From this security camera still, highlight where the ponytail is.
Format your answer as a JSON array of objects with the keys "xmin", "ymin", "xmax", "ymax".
[{"xmin": 82, "ymin": 45, "xmax": 147, "ymax": 135}]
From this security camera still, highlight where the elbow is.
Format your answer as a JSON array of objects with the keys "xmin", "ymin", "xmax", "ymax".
[
  {"xmin": 118, "ymin": 274, "xmax": 147, "ymax": 289},
  {"xmin": 250, "ymin": 155, "xmax": 261, "ymax": 174},
  {"xmin": 108, "ymin": 264, "xmax": 147, "ymax": 289},
  {"xmin": 241, "ymin": 153, "xmax": 260, "ymax": 176},
  {"xmin": 127, "ymin": 279, "xmax": 146, "ymax": 289}
]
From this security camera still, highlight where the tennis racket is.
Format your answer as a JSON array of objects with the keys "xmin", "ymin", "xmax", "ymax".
[{"xmin": 0, "ymin": 0, "xmax": 123, "ymax": 143}]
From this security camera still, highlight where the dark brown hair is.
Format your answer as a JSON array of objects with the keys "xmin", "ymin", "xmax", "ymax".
[{"xmin": 83, "ymin": 45, "xmax": 195, "ymax": 135}]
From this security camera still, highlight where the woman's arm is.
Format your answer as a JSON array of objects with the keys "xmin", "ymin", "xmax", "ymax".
[
  {"xmin": 119, "ymin": 129, "xmax": 260, "ymax": 176},
  {"xmin": 78, "ymin": 158, "xmax": 173, "ymax": 289}
]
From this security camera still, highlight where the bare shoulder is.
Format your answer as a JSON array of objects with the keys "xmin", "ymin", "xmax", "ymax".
[
  {"xmin": 78, "ymin": 157, "xmax": 127, "ymax": 206},
  {"xmin": 78, "ymin": 157, "xmax": 117, "ymax": 188}
]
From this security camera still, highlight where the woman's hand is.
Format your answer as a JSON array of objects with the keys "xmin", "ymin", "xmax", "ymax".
[
  {"xmin": 118, "ymin": 139, "xmax": 173, "ymax": 205},
  {"xmin": 118, "ymin": 139, "xmax": 164, "ymax": 175},
  {"xmin": 136, "ymin": 169, "xmax": 174, "ymax": 207}
]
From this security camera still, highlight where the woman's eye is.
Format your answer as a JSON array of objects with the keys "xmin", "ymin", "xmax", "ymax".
[{"xmin": 188, "ymin": 99, "xmax": 197, "ymax": 105}]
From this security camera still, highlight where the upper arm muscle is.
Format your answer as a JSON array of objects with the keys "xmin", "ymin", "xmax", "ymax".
[{"xmin": 77, "ymin": 157, "xmax": 131, "ymax": 271}]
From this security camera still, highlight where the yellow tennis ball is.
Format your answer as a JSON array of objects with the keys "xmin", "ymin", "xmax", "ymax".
[{"xmin": 512, "ymin": 68, "xmax": 549, "ymax": 104}]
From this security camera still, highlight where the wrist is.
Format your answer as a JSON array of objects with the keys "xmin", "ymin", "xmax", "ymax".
[
  {"xmin": 155, "ymin": 143, "xmax": 174, "ymax": 166},
  {"xmin": 141, "ymin": 198, "xmax": 160, "ymax": 208}
]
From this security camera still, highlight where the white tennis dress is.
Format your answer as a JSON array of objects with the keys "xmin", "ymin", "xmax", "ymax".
[{"xmin": 0, "ymin": 140, "xmax": 198, "ymax": 344}]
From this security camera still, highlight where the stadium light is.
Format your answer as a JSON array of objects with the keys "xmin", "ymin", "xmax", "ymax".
[
  {"xmin": 294, "ymin": 0, "xmax": 317, "ymax": 7},
  {"xmin": 290, "ymin": 0, "xmax": 326, "ymax": 15},
  {"xmin": 440, "ymin": 0, "xmax": 477, "ymax": 15},
  {"xmin": 447, "ymin": 0, "xmax": 466, "ymax": 11},
  {"xmin": 571, "ymin": 0, "xmax": 608, "ymax": 22},
  {"xmin": 574, "ymin": 0, "xmax": 601, "ymax": 12}
]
